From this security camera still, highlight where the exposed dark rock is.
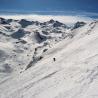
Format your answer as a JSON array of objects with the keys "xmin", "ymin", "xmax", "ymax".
[
  {"xmin": 11, "ymin": 29, "xmax": 25, "ymax": 39},
  {"xmin": 34, "ymin": 31, "xmax": 47, "ymax": 43},
  {"xmin": 42, "ymin": 31, "xmax": 49, "ymax": 35},
  {"xmin": 4, "ymin": 26, "xmax": 11, "ymax": 30},
  {"xmin": 53, "ymin": 21, "xmax": 64, "ymax": 27},
  {"xmin": 72, "ymin": 21, "xmax": 86, "ymax": 30},
  {"xmin": 0, "ymin": 17, "xmax": 8, "ymax": 24},
  {"xmin": 20, "ymin": 40, "xmax": 27, "ymax": 44},
  {"xmin": 26, "ymin": 56, "xmax": 43, "ymax": 70},
  {"xmin": 43, "ymin": 49, "xmax": 48, "ymax": 52},
  {"xmin": 25, "ymin": 61, "xmax": 33, "ymax": 70},
  {"xmin": 34, "ymin": 21, "xmax": 40, "ymax": 25},
  {"xmin": 19, "ymin": 19, "xmax": 33, "ymax": 28},
  {"xmin": 48, "ymin": 19, "xmax": 55, "ymax": 24},
  {"xmin": 6, "ymin": 19, "xmax": 13, "ymax": 24}
]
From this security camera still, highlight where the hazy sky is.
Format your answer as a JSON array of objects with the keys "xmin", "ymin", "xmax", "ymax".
[{"xmin": 0, "ymin": 0, "xmax": 98, "ymax": 13}]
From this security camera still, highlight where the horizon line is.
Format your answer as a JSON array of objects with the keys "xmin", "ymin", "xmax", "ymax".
[{"xmin": 0, "ymin": 10, "xmax": 98, "ymax": 19}]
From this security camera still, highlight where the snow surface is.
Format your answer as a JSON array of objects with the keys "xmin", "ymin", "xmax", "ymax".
[{"xmin": 0, "ymin": 16, "xmax": 98, "ymax": 98}]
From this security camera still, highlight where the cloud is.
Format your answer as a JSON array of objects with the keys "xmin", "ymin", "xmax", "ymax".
[
  {"xmin": 0, "ymin": 14, "xmax": 93, "ymax": 25},
  {"xmin": 80, "ymin": 11, "xmax": 98, "ymax": 17}
]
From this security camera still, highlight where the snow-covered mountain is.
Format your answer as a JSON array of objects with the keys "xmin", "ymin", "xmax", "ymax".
[{"xmin": 0, "ymin": 16, "xmax": 98, "ymax": 98}]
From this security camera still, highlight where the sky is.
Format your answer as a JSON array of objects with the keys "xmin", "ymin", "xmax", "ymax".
[{"xmin": 0, "ymin": 0, "xmax": 98, "ymax": 16}]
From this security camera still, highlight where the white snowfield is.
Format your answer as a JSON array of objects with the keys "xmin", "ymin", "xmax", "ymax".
[{"xmin": 0, "ymin": 16, "xmax": 98, "ymax": 98}]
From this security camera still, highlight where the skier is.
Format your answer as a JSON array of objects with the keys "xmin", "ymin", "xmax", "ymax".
[{"xmin": 53, "ymin": 58, "xmax": 56, "ymax": 62}]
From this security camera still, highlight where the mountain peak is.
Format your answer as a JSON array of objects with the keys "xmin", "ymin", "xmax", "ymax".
[
  {"xmin": 48, "ymin": 19, "xmax": 55, "ymax": 23},
  {"xmin": 72, "ymin": 21, "xmax": 86, "ymax": 29}
]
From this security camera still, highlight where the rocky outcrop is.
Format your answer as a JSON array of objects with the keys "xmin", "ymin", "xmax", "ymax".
[
  {"xmin": 72, "ymin": 21, "xmax": 86, "ymax": 29},
  {"xmin": 19, "ymin": 19, "xmax": 33, "ymax": 28}
]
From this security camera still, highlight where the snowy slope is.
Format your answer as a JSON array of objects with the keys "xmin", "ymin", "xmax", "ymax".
[{"xmin": 0, "ymin": 16, "xmax": 98, "ymax": 98}]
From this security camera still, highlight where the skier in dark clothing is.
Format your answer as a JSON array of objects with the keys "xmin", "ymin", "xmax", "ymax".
[{"xmin": 53, "ymin": 58, "xmax": 56, "ymax": 62}]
